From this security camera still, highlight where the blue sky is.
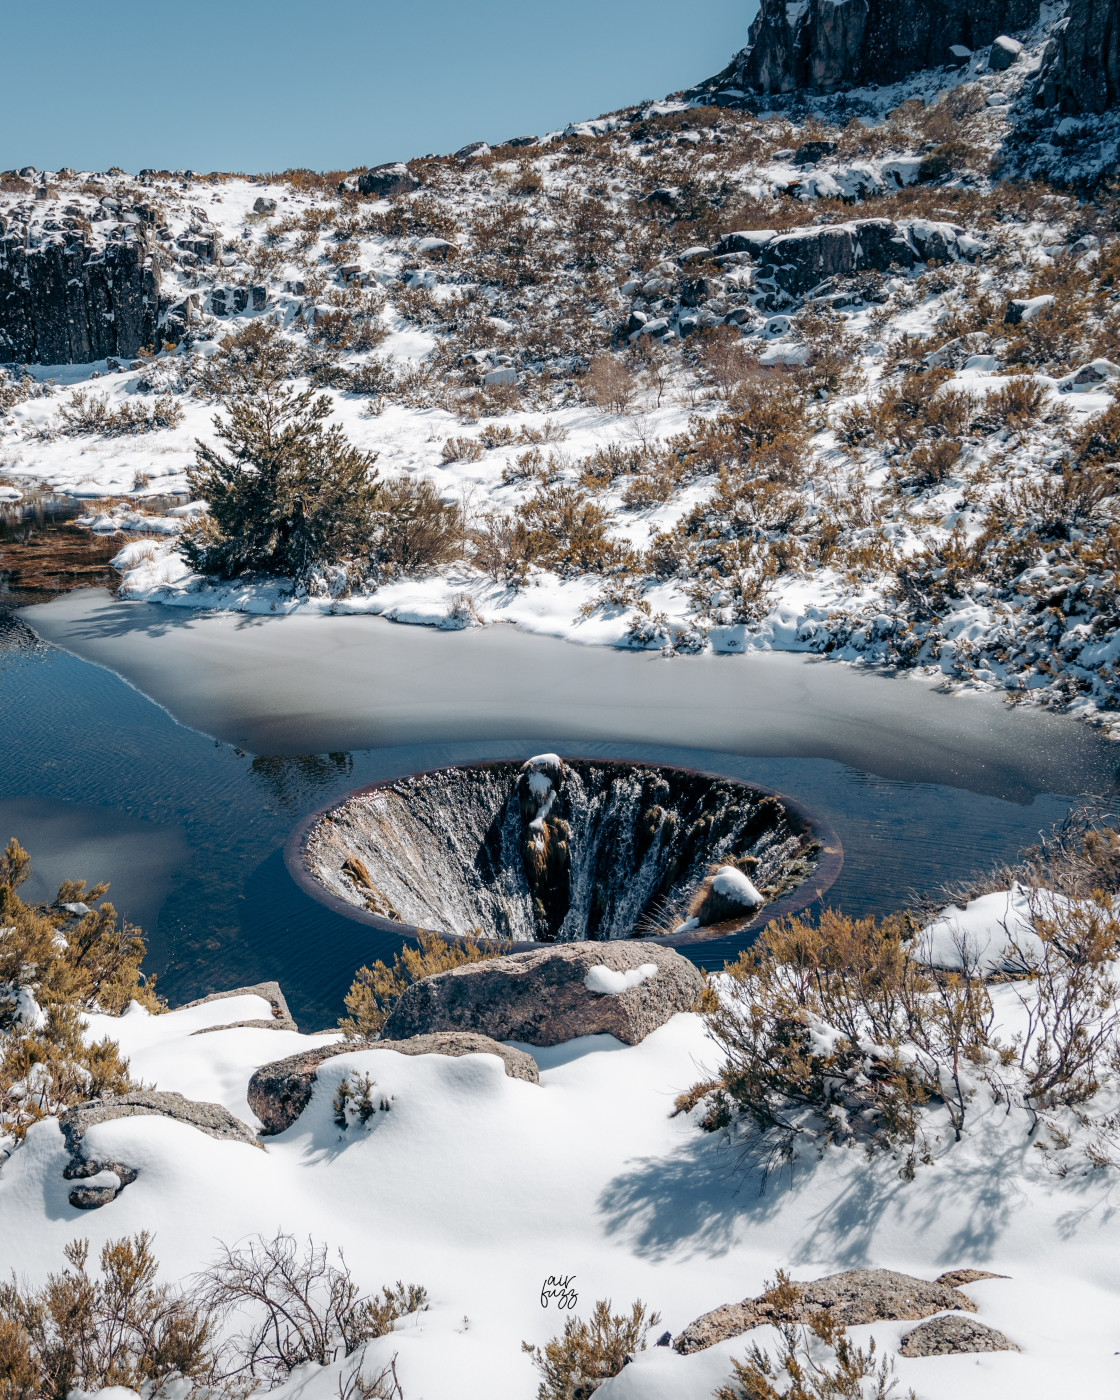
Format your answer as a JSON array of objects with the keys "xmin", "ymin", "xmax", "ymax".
[{"xmin": 4, "ymin": 1, "xmax": 754, "ymax": 175}]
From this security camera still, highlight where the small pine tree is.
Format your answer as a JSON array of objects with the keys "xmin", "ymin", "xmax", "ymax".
[{"xmin": 182, "ymin": 323, "xmax": 380, "ymax": 583}]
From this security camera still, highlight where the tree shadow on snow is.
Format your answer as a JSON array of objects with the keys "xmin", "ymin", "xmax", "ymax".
[{"xmin": 596, "ymin": 1126, "xmax": 1118, "ymax": 1269}]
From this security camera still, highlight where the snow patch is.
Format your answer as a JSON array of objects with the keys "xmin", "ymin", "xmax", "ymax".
[{"xmin": 583, "ymin": 963, "xmax": 659, "ymax": 995}]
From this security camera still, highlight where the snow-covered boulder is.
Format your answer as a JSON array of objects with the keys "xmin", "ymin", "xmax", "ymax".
[
  {"xmin": 675, "ymin": 1268, "xmax": 978, "ymax": 1355},
  {"xmin": 1004, "ymin": 293, "xmax": 1055, "ymax": 324},
  {"xmin": 917, "ymin": 886, "xmax": 1045, "ymax": 974},
  {"xmin": 988, "ymin": 34, "xmax": 1023, "ymax": 71},
  {"xmin": 380, "ymin": 942, "xmax": 704, "ymax": 1047},
  {"xmin": 1057, "ymin": 358, "xmax": 1120, "ymax": 392},
  {"xmin": 356, "ymin": 162, "xmax": 419, "ymax": 198},
  {"xmin": 248, "ymin": 1032, "xmax": 540, "ymax": 1135},
  {"xmin": 60, "ymin": 1089, "xmax": 259, "ymax": 1207}
]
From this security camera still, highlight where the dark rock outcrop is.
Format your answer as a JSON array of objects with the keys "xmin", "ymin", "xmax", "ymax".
[
  {"xmin": 718, "ymin": 218, "xmax": 981, "ymax": 298},
  {"xmin": 899, "ymin": 1315, "xmax": 1019, "ymax": 1356},
  {"xmin": 1035, "ymin": 0, "xmax": 1120, "ymax": 114},
  {"xmin": 0, "ymin": 224, "xmax": 162, "ymax": 364},
  {"xmin": 711, "ymin": 0, "xmax": 1039, "ymax": 96},
  {"xmin": 356, "ymin": 162, "xmax": 420, "ymax": 198},
  {"xmin": 60, "ymin": 1090, "xmax": 259, "ymax": 1209},
  {"xmin": 675, "ymin": 1269, "xmax": 977, "ymax": 1354},
  {"xmin": 248, "ymin": 1033, "xmax": 540, "ymax": 1134},
  {"xmin": 380, "ymin": 942, "xmax": 704, "ymax": 1047}
]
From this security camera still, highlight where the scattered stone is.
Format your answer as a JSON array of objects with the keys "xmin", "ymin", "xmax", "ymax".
[
  {"xmin": 356, "ymin": 162, "xmax": 420, "ymax": 199},
  {"xmin": 482, "ymin": 366, "xmax": 518, "ymax": 386},
  {"xmin": 646, "ymin": 188, "xmax": 675, "ymax": 207},
  {"xmin": 456, "ymin": 142, "xmax": 490, "ymax": 159},
  {"xmin": 674, "ymin": 1269, "xmax": 976, "ymax": 1355},
  {"xmin": 252, "ymin": 196, "xmax": 277, "ymax": 215},
  {"xmin": 793, "ymin": 140, "xmax": 838, "ymax": 166},
  {"xmin": 381, "ymin": 942, "xmax": 704, "ymax": 1048},
  {"xmin": 948, "ymin": 44, "xmax": 973, "ymax": 66},
  {"xmin": 248, "ymin": 1033, "xmax": 540, "ymax": 1135},
  {"xmin": 899, "ymin": 1315, "xmax": 1019, "ymax": 1357},
  {"xmin": 988, "ymin": 34, "xmax": 1023, "ymax": 71},
  {"xmin": 180, "ymin": 980, "xmax": 298, "ymax": 1033}
]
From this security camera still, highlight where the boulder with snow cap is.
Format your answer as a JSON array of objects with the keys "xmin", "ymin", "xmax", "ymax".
[
  {"xmin": 674, "ymin": 1268, "xmax": 979, "ymax": 1354},
  {"xmin": 380, "ymin": 942, "xmax": 704, "ymax": 1047},
  {"xmin": 1058, "ymin": 359, "xmax": 1120, "ymax": 393},
  {"xmin": 248, "ymin": 1033, "xmax": 540, "ymax": 1135},
  {"xmin": 356, "ymin": 162, "xmax": 420, "ymax": 198},
  {"xmin": 1004, "ymin": 294, "xmax": 1055, "ymax": 325},
  {"xmin": 178, "ymin": 980, "xmax": 297, "ymax": 1032},
  {"xmin": 60, "ymin": 1090, "xmax": 259, "ymax": 1207},
  {"xmin": 687, "ymin": 865, "xmax": 765, "ymax": 929},
  {"xmin": 988, "ymin": 34, "xmax": 1023, "ymax": 71}
]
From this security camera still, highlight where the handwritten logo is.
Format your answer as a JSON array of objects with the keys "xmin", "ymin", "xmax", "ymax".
[{"xmin": 540, "ymin": 1274, "xmax": 578, "ymax": 1310}]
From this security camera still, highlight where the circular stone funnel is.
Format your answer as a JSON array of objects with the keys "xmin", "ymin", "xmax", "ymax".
[{"xmin": 292, "ymin": 757, "xmax": 841, "ymax": 945}]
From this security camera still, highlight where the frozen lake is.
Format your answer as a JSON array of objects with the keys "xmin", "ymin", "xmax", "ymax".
[{"xmin": 3, "ymin": 588, "xmax": 1116, "ymax": 1026}]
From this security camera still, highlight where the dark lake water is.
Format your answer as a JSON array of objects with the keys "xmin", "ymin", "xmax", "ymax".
[{"xmin": 4, "ymin": 592, "xmax": 1116, "ymax": 1030}]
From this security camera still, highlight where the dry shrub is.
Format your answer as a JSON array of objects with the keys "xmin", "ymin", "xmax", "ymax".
[
  {"xmin": 517, "ymin": 485, "xmax": 634, "ymax": 577},
  {"xmin": 339, "ymin": 930, "xmax": 512, "ymax": 1038},
  {"xmin": 839, "ymin": 368, "xmax": 973, "ymax": 453},
  {"xmin": 1, "ymin": 838, "xmax": 161, "ymax": 1139},
  {"xmin": 583, "ymin": 354, "xmax": 637, "ymax": 415},
  {"xmin": 690, "ymin": 909, "xmax": 994, "ymax": 1173},
  {"xmin": 522, "ymin": 1299, "xmax": 661, "ymax": 1400},
  {"xmin": 199, "ymin": 1232, "xmax": 426, "ymax": 1387},
  {"xmin": 56, "ymin": 390, "xmax": 183, "ymax": 436},
  {"xmin": 0, "ymin": 1233, "xmax": 213, "ymax": 1400},
  {"xmin": 1074, "ymin": 397, "xmax": 1120, "ymax": 466},
  {"xmin": 467, "ymin": 509, "xmax": 531, "ymax": 585},
  {"xmin": 368, "ymin": 476, "xmax": 464, "ymax": 579},
  {"xmin": 307, "ymin": 308, "xmax": 388, "ymax": 353},
  {"xmin": 441, "ymin": 436, "xmax": 485, "ymax": 463},
  {"xmin": 895, "ymin": 438, "xmax": 962, "ymax": 488},
  {"xmin": 717, "ymin": 1302, "xmax": 908, "ymax": 1400}
]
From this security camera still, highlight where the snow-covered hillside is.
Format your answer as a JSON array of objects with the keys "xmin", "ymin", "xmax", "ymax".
[
  {"xmin": 2, "ymin": 907, "xmax": 1118, "ymax": 1400},
  {"xmin": 4, "ymin": 12, "xmax": 1120, "ymax": 734}
]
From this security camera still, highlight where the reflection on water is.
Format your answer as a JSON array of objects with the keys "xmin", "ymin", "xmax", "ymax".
[
  {"xmin": 0, "ymin": 616, "xmax": 1109, "ymax": 1029},
  {"xmin": 249, "ymin": 752, "xmax": 354, "ymax": 811}
]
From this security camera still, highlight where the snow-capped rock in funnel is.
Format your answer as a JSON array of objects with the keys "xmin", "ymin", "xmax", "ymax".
[
  {"xmin": 380, "ymin": 942, "xmax": 704, "ymax": 1046},
  {"xmin": 687, "ymin": 864, "xmax": 765, "ymax": 929}
]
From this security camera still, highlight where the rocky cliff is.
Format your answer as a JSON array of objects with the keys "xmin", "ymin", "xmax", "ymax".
[
  {"xmin": 714, "ymin": 0, "xmax": 1040, "ymax": 96},
  {"xmin": 1035, "ymin": 0, "xmax": 1120, "ymax": 114},
  {"xmin": 0, "ymin": 219, "xmax": 163, "ymax": 365}
]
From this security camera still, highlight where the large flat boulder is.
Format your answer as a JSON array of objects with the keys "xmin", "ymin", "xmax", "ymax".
[
  {"xmin": 674, "ymin": 1269, "xmax": 976, "ymax": 1354},
  {"xmin": 380, "ymin": 942, "xmax": 703, "ymax": 1047},
  {"xmin": 248, "ymin": 1033, "xmax": 540, "ymax": 1135}
]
